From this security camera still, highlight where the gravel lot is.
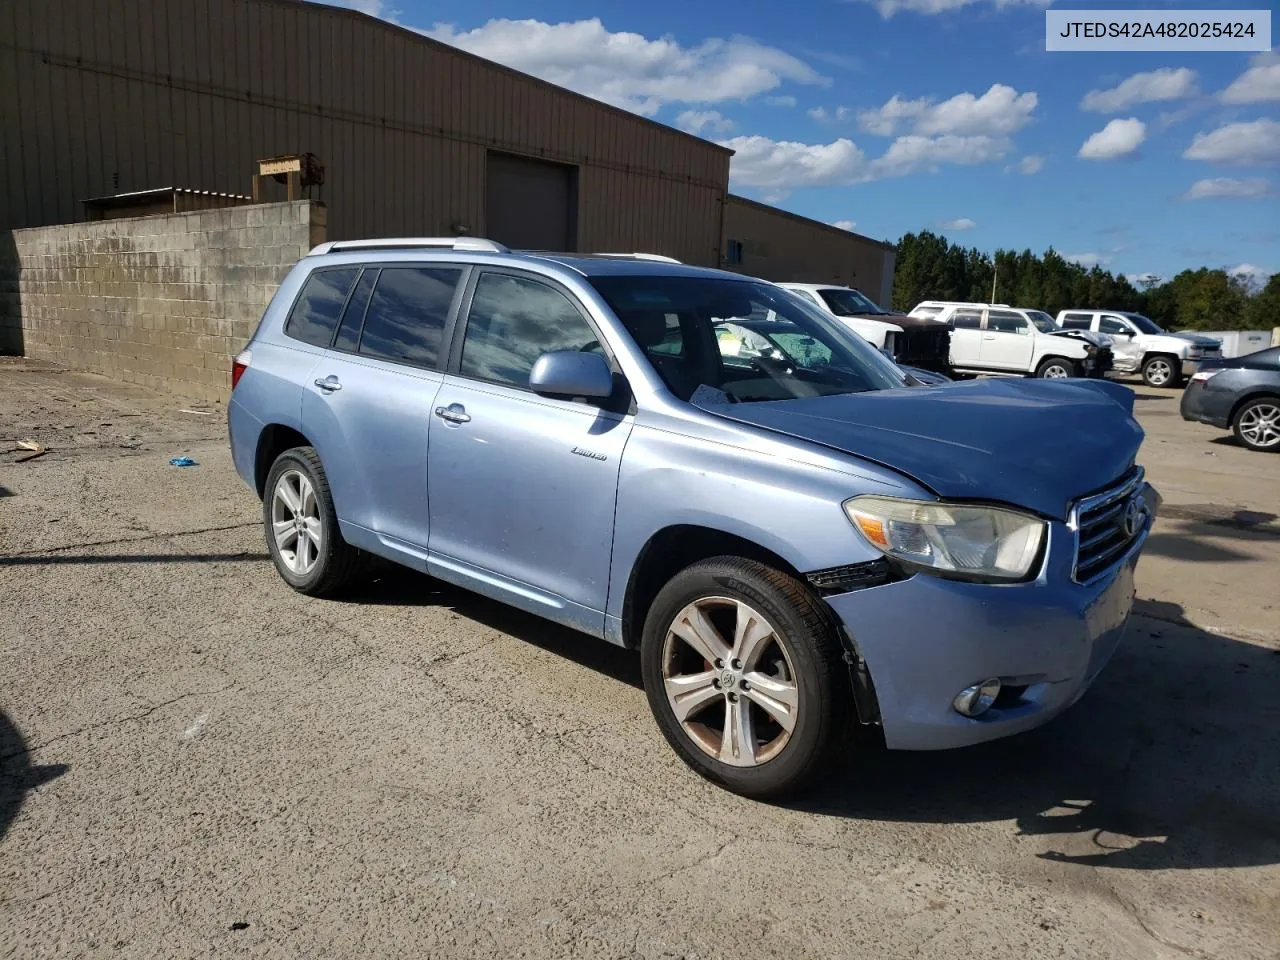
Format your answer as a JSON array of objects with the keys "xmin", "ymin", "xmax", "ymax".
[{"xmin": 2, "ymin": 356, "xmax": 1278, "ymax": 960}]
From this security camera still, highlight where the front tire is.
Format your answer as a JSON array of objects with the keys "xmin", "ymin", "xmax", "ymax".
[
  {"xmin": 1035, "ymin": 357, "xmax": 1077, "ymax": 379},
  {"xmin": 640, "ymin": 557, "xmax": 851, "ymax": 799},
  {"xmin": 263, "ymin": 446, "xmax": 367, "ymax": 596},
  {"xmin": 1232, "ymin": 398, "xmax": 1280, "ymax": 452},
  {"xmin": 1142, "ymin": 354, "xmax": 1182, "ymax": 389}
]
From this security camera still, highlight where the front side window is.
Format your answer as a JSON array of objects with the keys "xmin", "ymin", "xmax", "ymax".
[
  {"xmin": 987, "ymin": 310, "xmax": 1029, "ymax": 334},
  {"xmin": 589, "ymin": 275, "xmax": 904, "ymax": 403},
  {"xmin": 358, "ymin": 266, "xmax": 463, "ymax": 368},
  {"xmin": 285, "ymin": 268, "xmax": 359, "ymax": 347},
  {"xmin": 1025, "ymin": 310, "xmax": 1057, "ymax": 333},
  {"xmin": 1121, "ymin": 312, "xmax": 1166, "ymax": 335},
  {"xmin": 460, "ymin": 273, "xmax": 598, "ymax": 388},
  {"xmin": 1099, "ymin": 316, "xmax": 1132, "ymax": 336}
]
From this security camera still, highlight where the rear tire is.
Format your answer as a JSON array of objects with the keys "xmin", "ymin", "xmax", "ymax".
[
  {"xmin": 640, "ymin": 556, "xmax": 851, "ymax": 800},
  {"xmin": 263, "ymin": 446, "xmax": 368, "ymax": 596},
  {"xmin": 1035, "ymin": 357, "xmax": 1077, "ymax": 379},
  {"xmin": 1232, "ymin": 397, "xmax": 1280, "ymax": 452},
  {"xmin": 1142, "ymin": 354, "xmax": 1182, "ymax": 389}
]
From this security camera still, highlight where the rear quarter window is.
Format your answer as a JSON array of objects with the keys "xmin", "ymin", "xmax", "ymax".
[{"xmin": 284, "ymin": 268, "xmax": 360, "ymax": 348}]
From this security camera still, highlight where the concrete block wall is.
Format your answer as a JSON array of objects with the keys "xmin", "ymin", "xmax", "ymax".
[{"xmin": 0, "ymin": 201, "xmax": 326, "ymax": 402}]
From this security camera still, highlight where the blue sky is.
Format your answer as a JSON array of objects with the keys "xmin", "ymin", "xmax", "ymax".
[{"xmin": 323, "ymin": 0, "xmax": 1279, "ymax": 286}]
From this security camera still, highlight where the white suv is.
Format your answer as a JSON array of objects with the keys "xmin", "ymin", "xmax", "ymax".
[
  {"xmin": 1055, "ymin": 310, "xmax": 1222, "ymax": 388},
  {"xmin": 909, "ymin": 302, "xmax": 1112, "ymax": 380},
  {"xmin": 777, "ymin": 283, "xmax": 904, "ymax": 353}
]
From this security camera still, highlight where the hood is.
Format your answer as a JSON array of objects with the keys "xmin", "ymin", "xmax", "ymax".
[
  {"xmin": 1170, "ymin": 332, "xmax": 1223, "ymax": 348},
  {"xmin": 1051, "ymin": 328, "xmax": 1112, "ymax": 348},
  {"xmin": 696, "ymin": 378, "xmax": 1143, "ymax": 520}
]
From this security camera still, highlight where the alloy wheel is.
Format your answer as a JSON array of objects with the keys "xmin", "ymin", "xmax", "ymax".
[
  {"xmin": 661, "ymin": 597, "xmax": 799, "ymax": 767},
  {"xmin": 1146, "ymin": 359, "xmax": 1172, "ymax": 386},
  {"xmin": 271, "ymin": 469, "xmax": 322, "ymax": 575},
  {"xmin": 1043, "ymin": 363, "xmax": 1070, "ymax": 378},
  {"xmin": 1239, "ymin": 403, "xmax": 1280, "ymax": 449}
]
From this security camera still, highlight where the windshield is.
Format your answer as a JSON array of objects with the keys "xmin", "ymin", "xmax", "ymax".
[
  {"xmin": 1121, "ymin": 312, "xmax": 1165, "ymax": 335},
  {"xmin": 1025, "ymin": 310, "xmax": 1058, "ymax": 333},
  {"xmin": 816, "ymin": 287, "xmax": 888, "ymax": 316},
  {"xmin": 588, "ymin": 275, "xmax": 907, "ymax": 403}
]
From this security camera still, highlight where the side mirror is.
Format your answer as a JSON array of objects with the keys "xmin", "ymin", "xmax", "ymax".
[{"xmin": 529, "ymin": 350, "xmax": 615, "ymax": 400}]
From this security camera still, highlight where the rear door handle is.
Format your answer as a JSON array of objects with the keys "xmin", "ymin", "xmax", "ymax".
[
  {"xmin": 982, "ymin": 335, "xmax": 997, "ymax": 340},
  {"xmin": 434, "ymin": 403, "xmax": 471, "ymax": 424},
  {"xmin": 314, "ymin": 376, "xmax": 342, "ymax": 392}
]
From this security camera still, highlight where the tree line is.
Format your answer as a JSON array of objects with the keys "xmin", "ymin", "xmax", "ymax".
[{"xmin": 890, "ymin": 230, "xmax": 1278, "ymax": 332}]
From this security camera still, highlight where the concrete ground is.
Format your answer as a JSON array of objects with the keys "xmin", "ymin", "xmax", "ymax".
[{"xmin": 2, "ymin": 356, "xmax": 1278, "ymax": 960}]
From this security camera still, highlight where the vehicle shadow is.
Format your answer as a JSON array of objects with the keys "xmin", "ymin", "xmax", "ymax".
[
  {"xmin": 0, "ymin": 552, "xmax": 269, "ymax": 567},
  {"xmin": 1142, "ymin": 505, "xmax": 1280, "ymax": 563},
  {"xmin": 344, "ymin": 566, "xmax": 644, "ymax": 690},
  {"xmin": 0, "ymin": 711, "xmax": 68, "ymax": 840},
  {"xmin": 796, "ymin": 609, "xmax": 1280, "ymax": 871}
]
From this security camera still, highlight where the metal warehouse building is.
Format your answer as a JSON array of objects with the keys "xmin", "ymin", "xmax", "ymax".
[{"xmin": 2, "ymin": 0, "xmax": 893, "ymax": 296}]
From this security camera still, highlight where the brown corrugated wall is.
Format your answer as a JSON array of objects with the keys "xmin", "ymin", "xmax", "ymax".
[
  {"xmin": 721, "ymin": 195, "xmax": 897, "ymax": 305},
  {"xmin": 1, "ymin": 0, "xmax": 731, "ymax": 265}
]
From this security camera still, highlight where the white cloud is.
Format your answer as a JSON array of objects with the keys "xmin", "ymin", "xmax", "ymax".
[
  {"xmin": 1010, "ymin": 154, "xmax": 1045, "ymax": 174},
  {"xmin": 809, "ymin": 105, "xmax": 854, "ymax": 123},
  {"xmin": 1230, "ymin": 263, "xmax": 1274, "ymax": 288},
  {"xmin": 830, "ymin": 219, "xmax": 858, "ymax": 231},
  {"xmin": 850, "ymin": 0, "xmax": 1051, "ymax": 18},
  {"xmin": 1080, "ymin": 68, "xmax": 1198, "ymax": 113},
  {"xmin": 327, "ymin": 0, "xmax": 396, "ymax": 17},
  {"xmin": 426, "ymin": 18, "xmax": 826, "ymax": 116},
  {"xmin": 939, "ymin": 218, "xmax": 976, "ymax": 231},
  {"xmin": 1184, "ymin": 119, "xmax": 1280, "ymax": 165},
  {"xmin": 1182, "ymin": 177, "xmax": 1272, "ymax": 200},
  {"xmin": 1220, "ymin": 51, "xmax": 1280, "ymax": 104},
  {"xmin": 722, "ymin": 130, "xmax": 1010, "ymax": 195},
  {"xmin": 675, "ymin": 110, "xmax": 735, "ymax": 135},
  {"xmin": 1065, "ymin": 252, "xmax": 1113, "ymax": 268},
  {"xmin": 857, "ymin": 84, "xmax": 1038, "ymax": 137},
  {"xmin": 1078, "ymin": 118, "xmax": 1146, "ymax": 160},
  {"xmin": 766, "ymin": 95, "xmax": 798, "ymax": 107},
  {"xmin": 723, "ymin": 136, "xmax": 870, "ymax": 191}
]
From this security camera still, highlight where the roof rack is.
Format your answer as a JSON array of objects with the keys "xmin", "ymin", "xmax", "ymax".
[
  {"xmin": 591, "ymin": 252, "xmax": 683, "ymax": 263},
  {"xmin": 308, "ymin": 237, "xmax": 510, "ymax": 256}
]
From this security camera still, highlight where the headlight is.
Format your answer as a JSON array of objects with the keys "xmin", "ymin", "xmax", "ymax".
[{"xmin": 843, "ymin": 496, "xmax": 1046, "ymax": 582}]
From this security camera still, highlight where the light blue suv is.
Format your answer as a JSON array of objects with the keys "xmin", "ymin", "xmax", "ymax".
[{"xmin": 228, "ymin": 238, "xmax": 1160, "ymax": 798}]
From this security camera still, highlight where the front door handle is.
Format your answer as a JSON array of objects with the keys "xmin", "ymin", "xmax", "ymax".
[
  {"xmin": 314, "ymin": 376, "xmax": 342, "ymax": 392},
  {"xmin": 434, "ymin": 403, "xmax": 471, "ymax": 424},
  {"xmin": 982, "ymin": 334, "xmax": 997, "ymax": 340}
]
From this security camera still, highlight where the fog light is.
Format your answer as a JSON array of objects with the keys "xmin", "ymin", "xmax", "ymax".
[{"xmin": 953, "ymin": 679, "xmax": 1001, "ymax": 718}]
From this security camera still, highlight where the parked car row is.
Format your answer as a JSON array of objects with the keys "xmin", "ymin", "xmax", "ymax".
[{"xmin": 229, "ymin": 238, "xmax": 1162, "ymax": 798}]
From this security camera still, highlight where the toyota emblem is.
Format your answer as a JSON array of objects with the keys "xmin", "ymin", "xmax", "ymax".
[{"xmin": 1123, "ymin": 497, "xmax": 1143, "ymax": 538}]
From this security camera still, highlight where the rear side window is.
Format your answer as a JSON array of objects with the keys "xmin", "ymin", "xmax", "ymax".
[
  {"xmin": 358, "ymin": 266, "xmax": 463, "ymax": 368},
  {"xmin": 333, "ymin": 269, "xmax": 377, "ymax": 352},
  {"xmin": 285, "ymin": 268, "xmax": 359, "ymax": 347},
  {"xmin": 460, "ymin": 273, "xmax": 597, "ymax": 388},
  {"xmin": 951, "ymin": 309, "xmax": 982, "ymax": 329},
  {"xmin": 1061, "ymin": 314, "xmax": 1092, "ymax": 330}
]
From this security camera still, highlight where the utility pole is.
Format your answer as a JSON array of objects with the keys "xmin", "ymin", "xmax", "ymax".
[{"xmin": 991, "ymin": 262, "xmax": 998, "ymax": 303}]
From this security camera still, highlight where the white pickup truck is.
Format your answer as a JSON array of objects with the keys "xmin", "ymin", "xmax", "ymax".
[
  {"xmin": 908, "ymin": 302, "xmax": 1112, "ymax": 379},
  {"xmin": 1056, "ymin": 310, "xmax": 1222, "ymax": 388}
]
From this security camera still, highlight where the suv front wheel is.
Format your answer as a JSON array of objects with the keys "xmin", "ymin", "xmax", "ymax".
[
  {"xmin": 263, "ymin": 446, "xmax": 367, "ymax": 596},
  {"xmin": 640, "ymin": 557, "xmax": 851, "ymax": 799}
]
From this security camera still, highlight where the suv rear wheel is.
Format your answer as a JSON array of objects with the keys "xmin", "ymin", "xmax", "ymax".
[
  {"xmin": 640, "ymin": 557, "xmax": 850, "ymax": 799},
  {"xmin": 263, "ymin": 446, "xmax": 367, "ymax": 596},
  {"xmin": 1142, "ymin": 354, "xmax": 1182, "ymax": 388}
]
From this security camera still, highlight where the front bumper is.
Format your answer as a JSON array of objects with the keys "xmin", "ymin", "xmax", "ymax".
[{"xmin": 825, "ymin": 485, "xmax": 1157, "ymax": 751}]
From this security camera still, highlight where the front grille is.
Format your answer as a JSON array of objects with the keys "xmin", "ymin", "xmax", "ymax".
[
  {"xmin": 897, "ymin": 325, "xmax": 951, "ymax": 372},
  {"xmin": 1071, "ymin": 467, "xmax": 1147, "ymax": 584}
]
